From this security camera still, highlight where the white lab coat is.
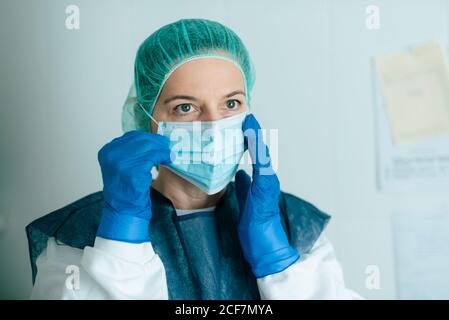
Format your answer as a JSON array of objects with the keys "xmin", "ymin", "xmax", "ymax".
[{"xmin": 30, "ymin": 233, "xmax": 362, "ymax": 300}]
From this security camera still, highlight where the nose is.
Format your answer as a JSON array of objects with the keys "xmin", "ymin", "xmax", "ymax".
[{"xmin": 200, "ymin": 107, "xmax": 223, "ymax": 121}]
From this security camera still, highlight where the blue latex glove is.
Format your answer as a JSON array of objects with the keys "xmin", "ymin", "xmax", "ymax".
[
  {"xmin": 96, "ymin": 131, "xmax": 172, "ymax": 243},
  {"xmin": 235, "ymin": 114, "xmax": 300, "ymax": 278}
]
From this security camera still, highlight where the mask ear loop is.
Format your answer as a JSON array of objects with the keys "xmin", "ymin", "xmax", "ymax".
[
  {"xmin": 136, "ymin": 103, "xmax": 171, "ymax": 168},
  {"xmin": 137, "ymin": 103, "xmax": 159, "ymax": 126}
]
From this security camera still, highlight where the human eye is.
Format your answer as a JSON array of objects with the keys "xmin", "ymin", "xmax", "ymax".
[
  {"xmin": 225, "ymin": 99, "xmax": 242, "ymax": 110},
  {"xmin": 173, "ymin": 103, "xmax": 197, "ymax": 116}
]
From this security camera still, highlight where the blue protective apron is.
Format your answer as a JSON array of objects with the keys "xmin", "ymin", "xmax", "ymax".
[{"xmin": 26, "ymin": 182, "xmax": 331, "ymax": 299}]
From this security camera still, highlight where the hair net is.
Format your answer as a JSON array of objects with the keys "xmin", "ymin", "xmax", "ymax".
[{"xmin": 122, "ymin": 18, "xmax": 256, "ymax": 132}]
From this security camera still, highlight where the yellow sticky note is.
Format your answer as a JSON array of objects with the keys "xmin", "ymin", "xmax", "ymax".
[{"xmin": 376, "ymin": 41, "xmax": 449, "ymax": 145}]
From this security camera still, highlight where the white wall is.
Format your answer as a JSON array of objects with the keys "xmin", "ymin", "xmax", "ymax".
[{"xmin": 0, "ymin": 0, "xmax": 448, "ymax": 299}]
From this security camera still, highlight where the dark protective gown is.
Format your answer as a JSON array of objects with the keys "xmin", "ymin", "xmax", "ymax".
[{"xmin": 26, "ymin": 182, "xmax": 330, "ymax": 300}]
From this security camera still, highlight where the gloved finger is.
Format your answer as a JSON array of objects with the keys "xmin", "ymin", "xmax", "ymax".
[
  {"xmin": 109, "ymin": 147, "xmax": 173, "ymax": 181},
  {"xmin": 104, "ymin": 131, "xmax": 169, "ymax": 152},
  {"xmin": 234, "ymin": 169, "xmax": 252, "ymax": 215},
  {"xmin": 111, "ymin": 132, "xmax": 170, "ymax": 154},
  {"xmin": 242, "ymin": 114, "xmax": 273, "ymax": 172},
  {"xmin": 134, "ymin": 147, "xmax": 173, "ymax": 167},
  {"xmin": 117, "ymin": 135, "xmax": 171, "ymax": 161},
  {"xmin": 99, "ymin": 132, "xmax": 172, "ymax": 164},
  {"xmin": 105, "ymin": 130, "xmax": 150, "ymax": 149}
]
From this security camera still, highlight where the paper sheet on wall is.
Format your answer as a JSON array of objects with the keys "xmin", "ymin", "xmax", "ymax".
[
  {"xmin": 375, "ymin": 41, "xmax": 449, "ymax": 145},
  {"xmin": 373, "ymin": 43, "xmax": 449, "ymax": 192},
  {"xmin": 392, "ymin": 208, "xmax": 449, "ymax": 299}
]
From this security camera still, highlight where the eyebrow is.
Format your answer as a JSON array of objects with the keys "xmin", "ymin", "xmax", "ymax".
[
  {"xmin": 163, "ymin": 90, "xmax": 246, "ymax": 104},
  {"xmin": 224, "ymin": 90, "xmax": 246, "ymax": 99}
]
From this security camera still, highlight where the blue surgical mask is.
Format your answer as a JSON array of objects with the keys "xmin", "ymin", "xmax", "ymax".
[{"xmin": 138, "ymin": 104, "xmax": 246, "ymax": 195}]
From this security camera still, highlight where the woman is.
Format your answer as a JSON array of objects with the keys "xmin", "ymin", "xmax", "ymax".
[{"xmin": 27, "ymin": 18, "xmax": 360, "ymax": 299}]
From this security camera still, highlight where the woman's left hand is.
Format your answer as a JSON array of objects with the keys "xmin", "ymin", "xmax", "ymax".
[{"xmin": 235, "ymin": 114, "xmax": 300, "ymax": 278}]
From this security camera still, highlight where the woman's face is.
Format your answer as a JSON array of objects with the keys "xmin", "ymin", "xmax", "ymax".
[{"xmin": 150, "ymin": 58, "xmax": 247, "ymax": 133}]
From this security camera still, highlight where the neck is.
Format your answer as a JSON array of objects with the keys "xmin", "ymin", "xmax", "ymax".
[{"xmin": 152, "ymin": 166, "xmax": 226, "ymax": 210}]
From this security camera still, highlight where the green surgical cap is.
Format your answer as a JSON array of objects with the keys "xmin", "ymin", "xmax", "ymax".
[{"xmin": 122, "ymin": 18, "xmax": 256, "ymax": 132}]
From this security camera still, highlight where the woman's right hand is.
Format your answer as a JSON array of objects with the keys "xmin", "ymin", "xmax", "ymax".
[{"xmin": 96, "ymin": 131, "xmax": 172, "ymax": 243}]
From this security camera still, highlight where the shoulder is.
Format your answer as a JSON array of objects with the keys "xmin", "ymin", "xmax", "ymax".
[
  {"xmin": 26, "ymin": 191, "xmax": 104, "ymax": 247},
  {"xmin": 26, "ymin": 192, "xmax": 104, "ymax": 283},
  {"xmin": 278, "ymin": 190, "xmax": 331, "ymax": 255}
]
